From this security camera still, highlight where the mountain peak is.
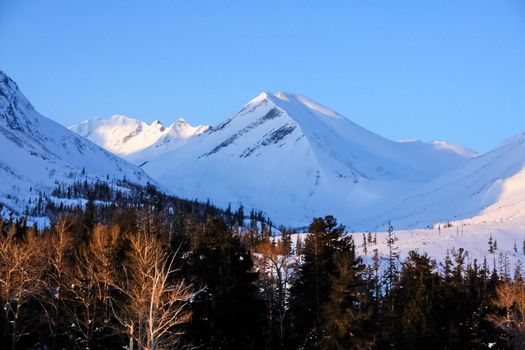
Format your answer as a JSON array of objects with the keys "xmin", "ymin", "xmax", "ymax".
[
  {"xmin": 0, "ymin": 71, "xmax": 25, "ymax": 105},
  {"xmin": 245, "ymin": 91, "xmax": 343, "ymax": 121},
  {"xmin": 0, "ymin": 71, "xmax": 40, "ymax": 136},
  {"xmin": 0, "ymin": 71, "xmax": 153, "ymax": 215},
  {"xmin": 144, "ymin": 89, "xmax": 477, "ymax": 228},
  {"xmin": 108, "ymin": 114, "xmax": 139, "ymax": 124},
  {"xmin": 70, "ymin": 114, "xmax": 209, "ymax": 164},
  {"xmin": 245, "ymin": 91, "xmax": 273, "ymax": 107},
  {"xmin": 274, "ymin": 91, "xmax": 289, "ymax": 100},
  {"xmin": 273, "ymin": 91, "xmax": 303, "ymax": 102},
  {"xmin": 0, "ymin": 70, "xmax": 17, "ymax": 90}
]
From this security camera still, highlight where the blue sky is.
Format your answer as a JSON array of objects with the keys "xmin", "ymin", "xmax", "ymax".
[{"xmin": 1, "ymin": 1, "xmax": 524, "ymax": 153}]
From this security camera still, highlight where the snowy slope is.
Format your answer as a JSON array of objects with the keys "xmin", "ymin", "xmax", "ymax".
[
  {"xmin": 361, "ymin": 132, "xmax": 525, "ymax": 230},
  {"xmin": 69, "ymin": 115, "xmax": 208, "ymax": 165},
  {"xmin": 0, "ymin": 71, "xmax": 153, "ymax": 214},
  {"xmin": 144, "ymin": 91, "xmax": 475, "ymax": 228},
  {"xmin": 287, "ymin": 217, "xmax": 525, "ymax": 271}
]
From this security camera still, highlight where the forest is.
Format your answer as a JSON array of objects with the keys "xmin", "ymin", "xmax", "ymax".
[{"xmin": 1, "ymin": 184, "xmax": 525, "ymax": 349}]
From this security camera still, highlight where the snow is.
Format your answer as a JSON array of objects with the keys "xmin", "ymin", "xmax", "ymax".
[
  {"xmin": 360, "ymin": 131, "xmax": 525, "ymax": 231},
  {"xmin": 143, "ymin": 91, "xmax": 475, "ymax": 229},
  {"xmin": 5, "ymin": 65, "xmax": 525, "ymax": 247},
  {"xmin": 69, "ymin": 115, "xmax": 208, "ymax": 165},
  {"xmin": 0, "ymin": 70, "xmax": 155, "ymax": 215},
  {"xmin": 398, "ymin": 139, "xmax": 478, "ymax": 159},
  {"xmin": 289, "ymin": 217, "xmax": 525, "ymax": 269},
  {"xmin": 431, "ymin": 140, "xmax": 479, "ymax": 159},
  {"xmin": 274, "ymin": 92, "xmax": 341, "ymax": 118}
]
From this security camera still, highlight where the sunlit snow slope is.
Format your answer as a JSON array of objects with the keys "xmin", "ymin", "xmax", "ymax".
[
  {"xmin": 144, "ymin": 92, "xmax": 475, "ymax": 228},
  {"xmin": 286, "ymin": 217, "xmax": 525, "ymax": 270},
  {"xmin": 361, "ymin": 132, "xmax": 525, "ymax": 230},
  {"xmin": 69, "ymin": 116, "xmax": 208, "ymax": 165},
  {"xmin": 0, "ymin": 71, "xmax": 153, "ymax": 214}
]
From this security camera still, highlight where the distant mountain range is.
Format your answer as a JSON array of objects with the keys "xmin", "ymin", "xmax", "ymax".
[
  {"xmin": 69, "ymin": 115, "xmax": 208, "ymax": 165},
  {"xmin": 4, "ymin": 69, "xmax": 525, "ymax": 231},
  {"xmin": 0, "ymin": 71, "xmax": 154, "ymax": 217}
]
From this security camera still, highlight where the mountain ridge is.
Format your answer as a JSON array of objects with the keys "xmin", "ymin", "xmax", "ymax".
[
  {"xmin": 360, "ymin": 130, "xmax": 525, "ymax": 230},
  {"xmin": 0, "ymin": 70, "xmax": 155, "ymax": 217},
  {"xmin": 69, "ymin": 114, "xmax": 208, "ymax": 165},
  {"xmin": 5, "ymin": 70, "xmax": 507, "ymax": 231},
  {"xmin": 143, "ymin": 91, "xmax": 475, "ymax": 229}
]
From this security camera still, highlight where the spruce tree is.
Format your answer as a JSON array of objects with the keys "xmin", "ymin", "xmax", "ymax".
[
  {"xmin": 387, "ymin": 251, "xmax": 438, "ymax": 349},
  {"xmin": 384, "ymin": 223, "xmax": 399, "ymax": 295},
  {"xmin": 514, "ymin": 260, "xmax": 524, "ymax": 282},
  {"xmin": 287, "ymin": 216, "xmax": 345, "ymax": 349},
  {"xmin": 320, "ymin": 237, "xmax": 374, "ymax": 349},
  {"xmin": 186, "ymin": 217, "xmax": 264, "ymax": 349}
]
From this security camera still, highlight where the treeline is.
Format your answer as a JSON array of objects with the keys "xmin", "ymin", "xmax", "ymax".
[
  {"xmin": 25, "ymin": 180, "xmax": 256, "ymax": 230},
  {"xmin": 1, "ymin": 211, "xmax": 525, "ymax": 349},
  {"xmin": 32, "ymin": 180, "xmax": 222, "ymax": 220}
]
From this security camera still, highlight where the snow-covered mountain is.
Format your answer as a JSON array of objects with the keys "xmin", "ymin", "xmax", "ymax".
[
  {"xmin": 362, "ymin": 131, "xmax": 525, "ymax": 230},
  {"xmin": 144, "ymin": 91, "xmax": 475, "ymax": 228},
  {"xmin": 69, "ymin": 115, "xmax": 208, "ymax": 165},
  {"xmin": 0, "ymin": 71, "xmax": 153, "ymax": 215}
]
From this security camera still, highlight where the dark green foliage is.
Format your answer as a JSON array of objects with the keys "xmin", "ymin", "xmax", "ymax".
[
  {"xmin": 0, "ymin": 192, "xmax": 520, "ymax": 350},
  {"xmin": 285, "ymin": 219, "xmax": 511, "ymax": 350},
  {"xmin": 382, "ymin": 251, "xmax": 439, "ymax": 349},
  {"xmin": 185, "ymin": 217, "xmax": 265, "ymax": 349},
  {"xmin": 379, "ymin": 249, "xmax": 502, "ymax": 350},
  {"xmin": 319, "ymin": 240, "xmax": 375, "ymax": 350},
  {"xmin": 287, "ymin": 215, "xmax": 348, "ymax": 349}
]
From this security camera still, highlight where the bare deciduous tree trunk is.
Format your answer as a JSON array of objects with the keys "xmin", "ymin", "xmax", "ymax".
[
  {"xmin": 254, "ymin": 237, "xmax": 296, "ymax": 349},
  {"xmin": 489, "ymin": 282, "xmax": 525, "ymax": 349},
  {"xmin": 44, "ymin": 219, "xmax": 120, "ymax": 349},
  {"xmin": 113, "ymin": 232, "xmax": 197, "ymax": 350},
  {"xmin": 0, "ymin": 227, "xmax": 45, "ymax": 350}
]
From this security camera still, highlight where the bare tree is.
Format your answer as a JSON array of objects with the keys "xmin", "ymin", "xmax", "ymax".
[
  {"xmin": 41, "ymin": 216, "xmax": 74, "ymax": 341},
  {"xmin": 0, "ymin": 227, "xmax": 45, "ymax": 350},
  {"xmin": 113, "ymin": 232, "xmax": 195, "ymax": 350},
  {"xmin": 44, "ymin": 221, "xmax": 120, "ymax": 349},
  {"xmin": 43, "ymin": 220, "xmax": 195, "ymax": 349},
  {"xmin": 254, "ymin": 236, "xmax": 296, "ymax": 349},
  {"xmin": 489, "ymin": 282, "xmax": 525, "ymax": 349}
]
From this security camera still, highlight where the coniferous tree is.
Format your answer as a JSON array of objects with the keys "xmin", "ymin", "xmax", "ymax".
[
  {"xmin": 320, "ymin": 237, "xmax": 375, "ymax": 349},
  {"xmin": 515, "ymin": 261, "xmax": 524, "ymax": 282},
  {"xmin": 287, "ymin": 216, "xmax": 345, "ymax": 349},
  {"xmin": 384, "ymin": 223, "xmax": 399, "ymax": 296},
  {"xmin": 384, "ymin": 251, "xmax": 438, "ymax": 349},
  {"xmin": 186, "ymin": 217, "xmax": 264, "ymax": 349},
  {"xmin": 1, "ymin": 198, "xmax": 520, "ymax": 349},
  {"xmin": 371, "ymin": 248, "xmax": 382, "ymax": 307}
]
